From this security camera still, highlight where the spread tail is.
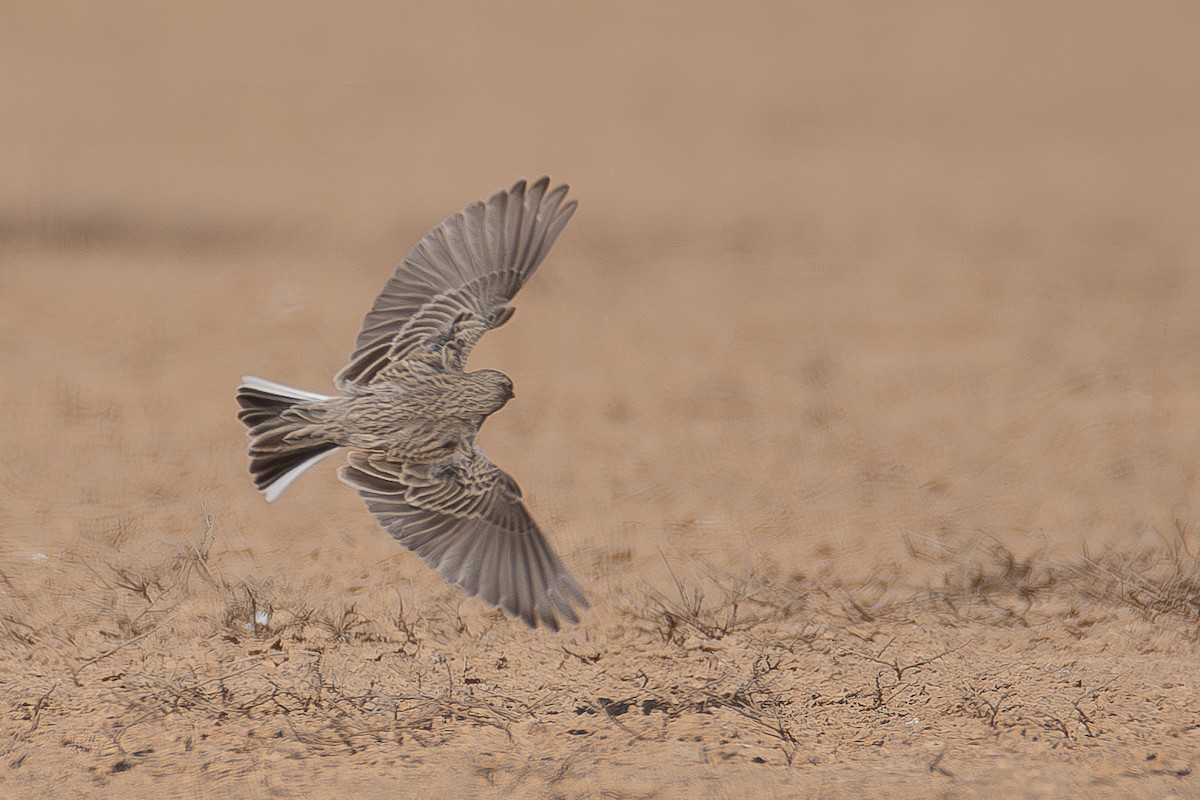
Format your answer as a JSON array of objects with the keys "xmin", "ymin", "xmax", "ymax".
[{"xmin": 236, "ymin": 376, "xmax": 337, "ymax": 501}]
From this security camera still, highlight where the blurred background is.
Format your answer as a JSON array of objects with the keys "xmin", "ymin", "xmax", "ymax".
[{"xmin": 1, "ymin": 1, "xmax": 1198, "ymax": 599}]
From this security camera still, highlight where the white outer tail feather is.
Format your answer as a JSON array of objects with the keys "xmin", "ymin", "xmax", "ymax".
[
  {"xmin": 263, "ymin": 447, "xmax": 338, "ymax": 502},
  {"xmin": 240, "ymin": 375, "xmax": 333, "ymax": 403}
]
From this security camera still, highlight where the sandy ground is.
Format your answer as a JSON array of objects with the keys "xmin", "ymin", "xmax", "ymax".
[{"xmin": 1, "ymin": 2, "xmax": 1199, "ymax": 797}]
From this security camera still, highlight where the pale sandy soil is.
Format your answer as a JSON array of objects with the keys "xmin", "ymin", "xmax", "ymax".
[{"xmin": 1, "ymin": 3, "xmax": 1199, "ymax": 798}]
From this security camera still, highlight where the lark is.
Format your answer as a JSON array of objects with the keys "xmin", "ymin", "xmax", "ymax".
[{"xmin": 236, "ymin": 178, "xmax": 587, "ymax": 630}]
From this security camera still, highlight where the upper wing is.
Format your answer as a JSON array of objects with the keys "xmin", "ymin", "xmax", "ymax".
[
  {"xmin": 339, "ymin": 450, "xmax": 589, "ymax": 630},
  {"xmin": 336, "ymin": 177, "xmax": 577, "ymax": 386}
]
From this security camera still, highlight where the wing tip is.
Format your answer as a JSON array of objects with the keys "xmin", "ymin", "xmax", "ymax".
[{"xmin": 500, "ymin": 176, "xmax": 573, "ymax": 207}]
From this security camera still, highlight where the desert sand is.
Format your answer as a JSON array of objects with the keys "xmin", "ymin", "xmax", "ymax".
[{"xmin": 1, "ymin": 2, "xmax": 1198, "ymax": 797}]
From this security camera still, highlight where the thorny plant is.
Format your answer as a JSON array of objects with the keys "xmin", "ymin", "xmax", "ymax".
[
  {"xmin": 222, "ymin": 582, "xmax": 275, "ymax": 639},
  {"xmin": 57, "ymin": 508, "xmax": 422, "ymax": 651},
  {"xmin": 635, "ymin": 552, "xmax": 807, "ymax": 645},
  {"xmin": 901, "ymin": 522, "xmax": 1200, "ymax": 629},
  {"xmin": 1075, "ymin": 519, "xmax": 1200, "ymax": 624},
  {"xmin": 909, "ymin": 536, "xmax": 1057, "ymax": 625},
  {"xmin": 960, "ymin": 684, "xmax": 1017, "ymax": 729},
  {"xmin": 841, "ymin": 637, "xmax": 970, "ymax": 711},
  {"xmin": 700, "ymin": 653, "xmax": 801, "ymax": 765},
  {"xmin": 954, "ymin": 674, "xmax": 1123, "ymax": 743},
  {"xmin": 569, "ymin": 651, "xmax": 804, "ymax": 765},
  {"xmin": 57, "ymin": 628, "xmax": 538, "ymax": 762}
]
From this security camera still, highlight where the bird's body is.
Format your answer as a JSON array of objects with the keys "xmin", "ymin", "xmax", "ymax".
[
  {"xmin": 279, "ymin": 364, "xmax": 509, "ymax": 460},
  {"xmin": 236, "ymin": 178, "xmax": 586, "ymax": 630}
]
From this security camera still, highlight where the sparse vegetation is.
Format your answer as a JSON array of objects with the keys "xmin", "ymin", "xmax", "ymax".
[{"xmin": 2, "ymin": 526, "xmax": 1198, "ymax": 793}]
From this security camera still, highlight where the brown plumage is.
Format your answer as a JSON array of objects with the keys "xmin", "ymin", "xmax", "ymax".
[{"xmin": 236, "ymin": 177, "xmax": 586, "ymax": 630}]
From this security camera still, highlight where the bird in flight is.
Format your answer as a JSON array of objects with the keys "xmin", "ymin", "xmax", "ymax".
[{"xmin": 236, "ymin": 177, "xmax": 587, "ymax": 630}]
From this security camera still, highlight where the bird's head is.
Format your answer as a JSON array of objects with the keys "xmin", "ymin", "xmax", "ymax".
[{"xmin": 474, "ymin": 369, "xmax": 515, "ymax": 411}]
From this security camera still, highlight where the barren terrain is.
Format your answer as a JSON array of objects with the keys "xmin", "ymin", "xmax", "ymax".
[{"xmin": 1, "ymin": 3, "xmax": 1199, "ymax": 797}]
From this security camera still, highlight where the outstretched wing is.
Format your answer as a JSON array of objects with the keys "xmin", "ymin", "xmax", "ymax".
[
  {"xmin": 336, "ymin": 177, "xmax": 577, "ymax": 386},
  {"xmin": 339, "ymin": 450, "xmax": 589, "ymax": 630}
]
